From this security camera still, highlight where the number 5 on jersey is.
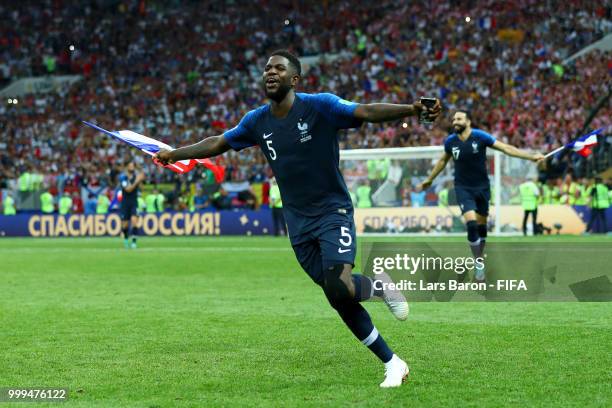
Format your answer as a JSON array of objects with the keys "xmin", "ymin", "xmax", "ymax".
[
  {"xmin": 263, "ymin": 132, "xmax": 276, "ymax": 160},
  {"xmin": 338, "ymin": 226, "xmax": 352, "ymax": 253}
]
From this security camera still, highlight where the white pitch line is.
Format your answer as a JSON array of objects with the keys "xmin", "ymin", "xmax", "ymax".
[{"xmin": 0, "ymin": 247, "xmax": 292, "ymax": 253}]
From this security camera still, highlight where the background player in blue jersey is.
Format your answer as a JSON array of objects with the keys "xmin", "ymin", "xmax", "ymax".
[
  {"xmin": 119, "ymin": 162, "xmax": 145, "ymax": 249},
  {"xmin": 155, "ymin": 49, "xmax": 441, "ymax": 388},
  {"xmin": 420, "ymin": 110, "xmax": 544, "ymax": 281}
]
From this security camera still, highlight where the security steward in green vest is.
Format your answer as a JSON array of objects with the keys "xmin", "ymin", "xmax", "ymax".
[
  {"xmin": 59, "ymin": 192, "xmax": 72, "ymax": 215},
  {"xmin": 519, "ymin": 178, "xmax": 540, "ymax": 235},
  {"xmin": 575, "ymin": 178, "xmax": 589, "ymax": 206},
  {"xmin": 145, "ymin": 188, "xmax": 165, "ymax": 213},
  {"xmin": 40, "ymin": 190, "xmax": 55, "ymax": 213},
  {"xmin": 438, "ymin": 184, "xmax": 449, "ymax": 207},
  {"xmin": 586, "ymin": 177, "xmax": 609, "ymax": 233},
  {"xmin": 269, "ymin": 177, "xmax": 286, "ymax": 236},
  {"xmin": 3, "ymin": 194, "xmax": 16, "ymax": 215},
  {"xmin": 96, "ymin": 194, "xmax": 110, "ymax": 214},
  {"xmin": 356, "ymin": 179, "xmax": 372, "ymax": 208}
]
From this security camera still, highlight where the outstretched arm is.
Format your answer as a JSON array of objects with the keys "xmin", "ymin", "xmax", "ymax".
[
  {"xmin": 124, "ymin": 172, "xmax": 145, "ymax": 193},
  {"xmin": 353, "ymin": 99, "xmax": 442, "ymax": 123},
  {"xmin": 419, "ymin": 152, "xmax": 451, "ymax": 190},
  {"xmin": 155, "ymin": 136, "xmax": 231, "ymax": 165},
  {"xmin": 491, "ymin": 141, "xmax": 544, "ymax": 162}
]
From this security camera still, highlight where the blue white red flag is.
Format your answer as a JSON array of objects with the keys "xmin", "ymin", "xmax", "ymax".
[
  {"xmin": 83, "ymin": 121, "xmax": 225, "ymax": 182},
  {"xmin": 565, "ymin": 128, "xmax": 601, "ymax": 157}
]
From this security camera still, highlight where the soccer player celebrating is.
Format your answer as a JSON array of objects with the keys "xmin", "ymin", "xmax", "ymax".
[
  {"xmin": 419, "ymin": 110, "xmax": 544, "ymax": 281},
  {"xmin": 155, "ymin": 49, "xmax": 441, "ymax": 387},
  {"xmin": 119, "ymin": 162, "xmax": 145, "ymax": 249}
]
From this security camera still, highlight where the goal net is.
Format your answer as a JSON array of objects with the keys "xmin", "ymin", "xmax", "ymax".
[{"xmin": 339, "ymin": 146, "xmax": 541, "ymax": 236}]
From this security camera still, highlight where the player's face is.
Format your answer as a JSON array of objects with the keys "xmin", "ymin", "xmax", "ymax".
[
  {"xmin": 126, "ymin": 163, "xmax": 135, "ymax": 173},
  {"xmin": 452, "ymin": 112, "xmax": 470, "ymax": 133},
  {"xmin": 263, "ymin": 56, "xmax": 297, "ymax": 102}
]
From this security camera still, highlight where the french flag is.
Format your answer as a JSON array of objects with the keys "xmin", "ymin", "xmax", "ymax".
[
  {"xmin": 565, "ymin": 128, "xmax": 602, "ymax": 157},
  {"xmin": 383, "ymin": 50, "xmax": 398, "ymax": 69},
  {"xmin": 83, "ymin": 121, "xmax": 225, "ymax": 182}
]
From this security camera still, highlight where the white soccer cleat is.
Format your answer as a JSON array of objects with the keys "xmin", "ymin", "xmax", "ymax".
[
  {"xmin": 474, "ymin": 264, "xmax": 486, "ymax": 282},
  {"xmin": 377, "ymin": 272, "xmax": 409, "ymax": 321},
  {"xmin": 380, "ymin": 355, "xmax": 409, "ymax": 388}
]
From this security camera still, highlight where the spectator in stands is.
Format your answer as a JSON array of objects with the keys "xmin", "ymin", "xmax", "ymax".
[
  {"xmin": 84, "ymin": 193, "xmax": 97, "ymax": 215},
  {"xmin": 212, "ymin": 187, "xmax": 232, "ymax": 210},
  {"xmin": 410, "ymin": 184, "xmax": 426, "ymax": 208},
  {"xmin": 1, "ymin": 1, "xmax": 610, "ymax": 213},
  {"xmin": 71, "ymin": 192, "xmax": 83, "ymax": 214},
  {"xmin": 193, "ymin": 188, "xmax": 211, "ymax": 211},
  {"xmin": 237, "ymin": 188, "xmax": 258, "ymax": 210}
]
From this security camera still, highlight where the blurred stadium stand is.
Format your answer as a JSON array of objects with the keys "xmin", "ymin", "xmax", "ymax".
[{"xmin": 0, "ymin": 0, "xmax": 610, "ymax": 213}]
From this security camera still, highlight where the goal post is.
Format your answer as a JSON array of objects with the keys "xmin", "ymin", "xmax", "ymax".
[{"xmin": 339, "ymin": 146, "xmax": 538, "ymax": 236}]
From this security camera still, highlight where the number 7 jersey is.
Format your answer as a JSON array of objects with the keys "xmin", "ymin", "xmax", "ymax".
[{"xmin": 444, "ymin": 128, "xmax": 496, "ymax": 189}]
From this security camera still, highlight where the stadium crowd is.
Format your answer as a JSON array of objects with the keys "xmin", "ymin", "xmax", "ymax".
[{"xmin": 0, "ymin": 0, "xmax": 610, "ymax": 212}]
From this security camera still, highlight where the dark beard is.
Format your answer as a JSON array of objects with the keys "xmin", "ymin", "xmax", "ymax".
[
  {"xmin": 453, "ymin": 124, "xmax": 466, "ymax": 133},
  {"xmin": 265, "ymin": 82, "xmax": 292, "ymax": 103}
]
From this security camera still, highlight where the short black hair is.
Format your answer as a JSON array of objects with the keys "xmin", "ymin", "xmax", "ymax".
[
  {"xmin": 454, "ymin": 109, "xmax": 472, "ymax": 121},
  {"xmin": 270, "ymin": 49, "xmax": 301, "ymax": 76}
]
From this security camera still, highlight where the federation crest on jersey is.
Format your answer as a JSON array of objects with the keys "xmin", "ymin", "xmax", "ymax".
[
  {"xmin": 452, "ymin": 146, "xmax": 460, "ymax": 160},
  {"xmin": 297, "ymin": 119, "xmax": 312, "ymax": 143},
  {"xmin": 472, "ymin": 141, "xmax": 479, "ymax": 153}
]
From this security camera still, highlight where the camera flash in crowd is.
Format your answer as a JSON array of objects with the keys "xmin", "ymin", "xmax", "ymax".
[
  {"xmin": 465, "ymin": 16, "xmax": 471, "ymax": 23},
  {"xmin": 402, "ymin": 122, "xmax": 408, "ymax": 128},
  {"xmin": 12, "ymin": 98, "xmax": 18, "ymax": 104},
  {"xmin": 69, "ymin": 44, "xmax": 75, "ymax": 51},
  {"xmin": 7, "ymin": 98, "xmax": 12, "ymax": 104},
  {"xmin": 284, "ymin": 19, "xmax": 290, "ymax": 25}
]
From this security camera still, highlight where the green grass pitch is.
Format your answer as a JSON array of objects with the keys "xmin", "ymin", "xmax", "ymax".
[{"xmin": 1, "ymin": 235, "xmax": 611, "ymax": 407}]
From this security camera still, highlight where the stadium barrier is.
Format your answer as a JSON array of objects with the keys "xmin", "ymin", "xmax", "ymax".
[
  {"xmin": 0, "ymin": 210, "xmax": 272, "ymax": 237},
  {"xmin": 354, "ymin": 205, "xmax": 592, "ymax": 235},
  {"xmin": 0, "ymin": 206, "xmax": 608, "ymax": 237}
]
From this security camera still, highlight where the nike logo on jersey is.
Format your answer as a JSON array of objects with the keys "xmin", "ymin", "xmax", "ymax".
[
  {"xmin": 263, "ymin": 132, "xmax": 273, "ymax": 139},
  {"xmin": 338, "ymin": 248, "xmax": 351, "ymax": 254}
]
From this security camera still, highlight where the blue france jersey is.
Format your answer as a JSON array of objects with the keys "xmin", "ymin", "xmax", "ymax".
[
  {"xmin": 444, "ymin": 128, "xmax": 496, "ymax": 189},
  {"xmin": 120, "ymin": 172, "xmax": 139, "ymax": 205},
  {"xmin": 223, "ymin": 92, "xmax": 362, "ymax": 239}
]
